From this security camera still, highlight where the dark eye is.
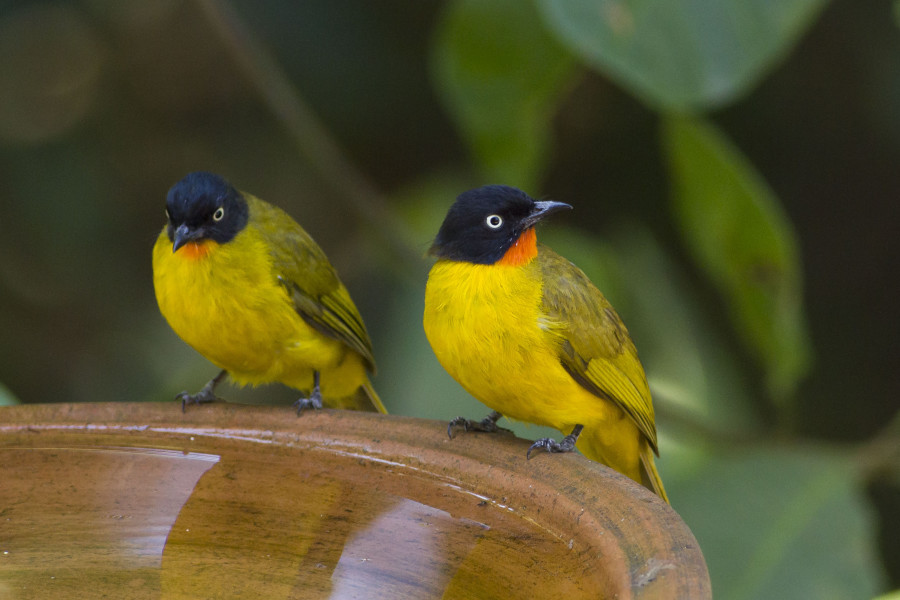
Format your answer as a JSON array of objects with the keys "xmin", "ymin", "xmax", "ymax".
[
  {"xmin": 213, "ymin": 207, "xmax": 225, "ymax": 222},
  {"xmin": 486, "ymin": 214, "xmax": 503, "ymax": 229}
]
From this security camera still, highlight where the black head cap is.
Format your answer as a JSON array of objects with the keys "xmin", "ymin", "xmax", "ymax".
[
  {"xmin": 164, "ymin": 171, "xmax": 249, "ymax": 252},
  {"xmin": 429, "ymin": 185, "xmax": 571, "ymax": 264}
]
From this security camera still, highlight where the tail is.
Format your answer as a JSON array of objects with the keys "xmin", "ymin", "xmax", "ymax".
[
  {"xmin": 576, "ymin": 427, "xmax": 669, "ymax": 504},
  {"xmin": 639, "ymin": 442, "xmax": 669, "ymax": 504},
  {"xmin": 360, "ymin": 379, "xmax": 387, "ymax": 414},
  {"xmin": 326, "ymin": 378, "xmax": 387, "ymax": 414}
]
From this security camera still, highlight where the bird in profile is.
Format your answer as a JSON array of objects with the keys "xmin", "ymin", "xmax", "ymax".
[
  {"xmin": 423, "ymin": 185, "xmax": 667, "ymax": 502},
  {"xmin": 152, "ymin": 171, "xmax": 384, "ymax": 414}
]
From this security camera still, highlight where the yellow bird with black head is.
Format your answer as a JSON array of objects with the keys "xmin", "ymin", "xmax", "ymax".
[
  {"xmin": 152, "ymin": 171, "xmax": 384, "ymax": 414},
  {"xmin": 424, "ymin": 185, "xmax": 666, "ymax": 502}
]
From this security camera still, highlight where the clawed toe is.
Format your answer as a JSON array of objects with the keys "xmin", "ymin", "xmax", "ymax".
[
  {"xmin": 447, "ymin": 411, "xmax": 506, "ymax": 438},
  {"xmin": 447, "ymin": 416, "xmax": 470, "ymax": 438},
  {"xmin": 294, "ymin": 389, "xmax": 324, "ymax": 415},
  {"xmin": 178, "ymin": 370, "xmax": 227, "ymax": 412},
  {"xmin": 177, "ymin": 389, "xmax": 219, "ymax": 412},
  {"xmin": 526, "ymin": 425, "xmax": 584, "ymax": 460},
  {"xmin": 527, "ymin": 437, "xmax": 566, "ymax": 459}
]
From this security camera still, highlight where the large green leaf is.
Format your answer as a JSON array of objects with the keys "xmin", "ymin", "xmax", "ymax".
[
  {"xmin": 537, "ymin": 0, "xmax": 829, "ymax": 110},
  {"xmin": 431, "ymin": 0, "xmax": 576, "ymax": 191},
  {"xmin": 667, "ymin": 448, "xmax": 886, "ymax": 600},
  {"xmin": 662, "ymin": 115, "xmax": 811, "ymax": 407}
]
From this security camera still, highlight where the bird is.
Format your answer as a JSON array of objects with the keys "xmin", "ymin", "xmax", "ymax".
[
  {"xmin": 423, "ymin": 185, "xmax": 667, "ymax": 502},
  {"xmin": 152, "ymin": 171, "xmax": 385, "ymax": 414}
]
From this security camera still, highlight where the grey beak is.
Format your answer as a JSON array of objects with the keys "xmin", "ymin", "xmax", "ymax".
[
  {"xmin": 172, "ymin": 224, "xmax": 204, "ymax": 252},
  {"xmin": 521, "ymin": 200, "xmax": 572, "ymax": 230}
]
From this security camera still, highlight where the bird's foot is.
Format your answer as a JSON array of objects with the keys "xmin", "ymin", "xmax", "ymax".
[
  {"xmin": 295, "ymin": 371, "xmax": 324, "ymax": 416},
  {"xmin": 294, "ymin": 389, "xmax": 324, "ymax": 415},
  {"xmin": 178, "ymin": 371, "xmax": 227, "ymax": 412},
  {"xmin": 177, "ymin": 387, "xmax": 220, "ymax": 412},
  {"xmin": 447, "ymin": 411, "xmax": 508, "ymax": 438},
  {"xmin": 526, "ymin": 424, "xmax": 584, "ymax": 460}
]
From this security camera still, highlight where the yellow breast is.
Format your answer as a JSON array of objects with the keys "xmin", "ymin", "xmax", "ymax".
[
  {"xmin": 423, "ymin": 259, "xmax": 590, "ymax": 430},
  {"xmin": 151, "ymin": 225, "xmax": 345, "ymax": 388}
]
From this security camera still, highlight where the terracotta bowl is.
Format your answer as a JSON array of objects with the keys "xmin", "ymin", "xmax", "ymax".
[{"xmin": 0, "ymin": 403, "xmax": 709, "ymax": 599}]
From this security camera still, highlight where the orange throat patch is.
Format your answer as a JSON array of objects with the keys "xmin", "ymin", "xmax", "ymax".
[
  {"xmin": 498, "ymin": 228, "xmax": 537, "ymax": 267},
  {"xmin": 177, "ymin": 240, "xmax": 215, "ymax": 260}
]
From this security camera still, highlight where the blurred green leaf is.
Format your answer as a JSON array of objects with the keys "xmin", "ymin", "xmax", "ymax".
[
  {"xmin": 668, "ymin": 448, "xmax": 886, "ymax": 600},
  {"xmin": 390, "ymin": 172, "xmax": 473, "ymax": 249},
  {"xmin": 0, "ymin": 381, "xmax": 20, "ymax": 405},
  {"xmin": 537, "ymin": 0, "xmax": 828, "ymax": 110},
  {"xmin": 873, "ymin": 590, "xmax": 900, "ymax": 600},
  {"xmin": 662, "ymin": 115, "xmax": 811, "ymax": 408},
  {"xmin": 612, "ymin": 228, "xmax": 761, "ymax": 434},
  {"xmin": 432, "ymin": 0, "xmax": 576, "ymax": 191},
  {"xmin": 542, "ymin": 225, "xmax": 760, "ymax": 438}
]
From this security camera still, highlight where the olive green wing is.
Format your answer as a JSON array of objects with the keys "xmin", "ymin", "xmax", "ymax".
[
  {"xmin": 538, "ymin": 246, "xmax": 657, "ymax": 453},
  {"xmin": 248, "ymin": 195, "xmax": 376, "ymax": 372}
]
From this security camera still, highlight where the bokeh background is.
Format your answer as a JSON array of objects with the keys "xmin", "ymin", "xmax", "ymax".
[{"xmin": 0, "ymin": 0, "xmax": 898, "ymax": 597}]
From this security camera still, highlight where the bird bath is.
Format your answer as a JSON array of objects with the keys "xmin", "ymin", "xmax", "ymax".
[{"xmin": 0, "ymin": 403, "xmax": 709, "ymax": 599}]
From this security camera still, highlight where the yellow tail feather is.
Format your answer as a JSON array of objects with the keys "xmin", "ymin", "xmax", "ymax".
[
  {"xmin": 576, "ymin": 428, "xmax": 668, "ymax": 503},
  {"xmin": 640, "ymin": 443, "xmax": 669, "ymax": 504},
  {"xmin": 361, "ymin": 380, "xmax": 387, "ymax": 414},
  {"xmin": 324, "ymin": 380, "xmax": 386, "ymax": 413}
]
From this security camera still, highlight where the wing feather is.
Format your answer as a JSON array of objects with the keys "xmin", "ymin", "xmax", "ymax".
[
  {"xmin": 248, "ymin": 195, "xmax": 376, "ymax": 372},
  {"xmin": 539, "ymin": 246, "xmax": 657, "ymax": 453}
]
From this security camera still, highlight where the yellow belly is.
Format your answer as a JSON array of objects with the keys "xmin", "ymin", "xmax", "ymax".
[{"xmin": 152, "ymin": 227, "xmax": 364, "ymax": 398}]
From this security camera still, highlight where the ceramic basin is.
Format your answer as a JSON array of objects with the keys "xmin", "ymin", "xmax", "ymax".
[{"xmin": 0, "ymin": 403, "xmax": 709, "ymax": 599}]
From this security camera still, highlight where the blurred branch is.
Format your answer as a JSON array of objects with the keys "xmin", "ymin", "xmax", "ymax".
[{"xmin": 195, "ymin": 0, "xmax": 423, "ymax": 275}]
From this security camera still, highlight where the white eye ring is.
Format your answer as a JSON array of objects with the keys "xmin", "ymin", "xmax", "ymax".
[
  {"xmin": 213, "ymin": 207, "xmax": 225, "ymax": 222},
  {"xmin": 165, "ymin": 209, "xmax": 170, "ymax": 221},
  {"xmin": 486, "ymin": 214, "xmax": 503, "ymax": 229}
]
